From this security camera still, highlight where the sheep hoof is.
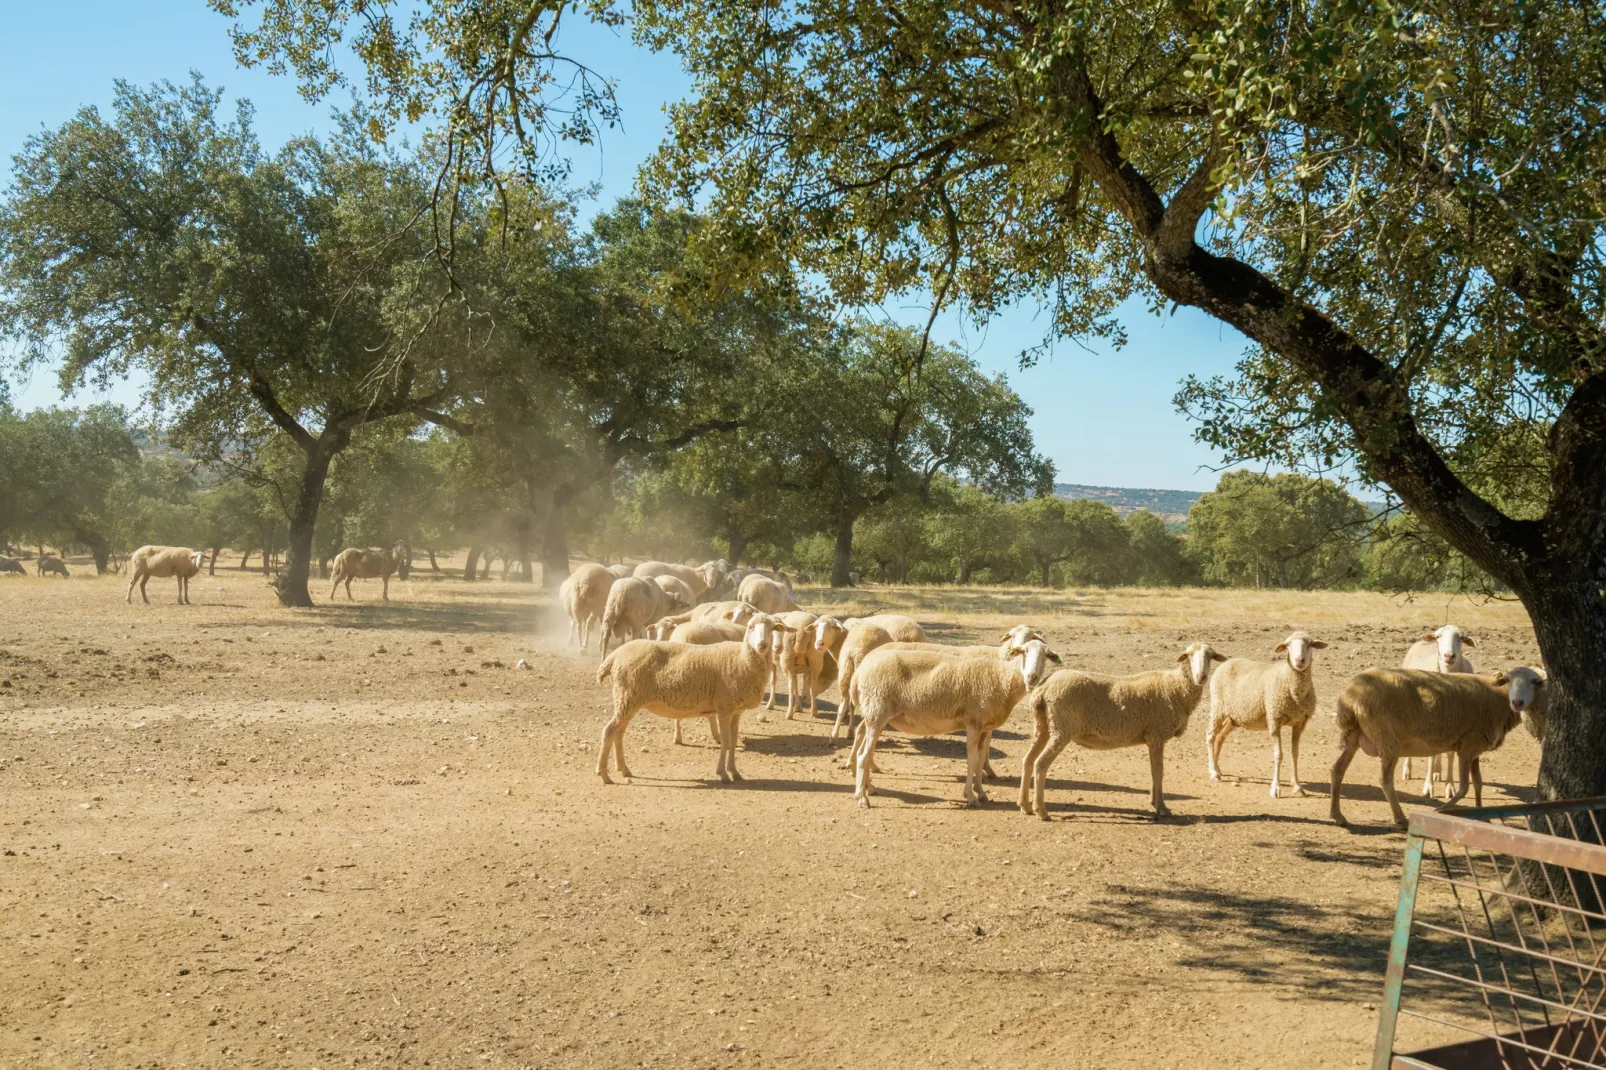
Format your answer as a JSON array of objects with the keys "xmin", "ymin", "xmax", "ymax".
[
  {"xmin": 1153, "ymin": 808, "xmax": 1171, "ymax": 821},
  {"xmin": 1038, "ymin": 808, "xmax": 1051, "ymax": 822},
  {"xmin": 856, "ymin": 795, "xmax": 870, "ymax": 809},
  {"xmin": 1291, "ymin": 786, "xmax": 1308, "ymax": 798},
  {"xmin": 617, "ymin": 765, "xmax": 634, "ymax": 780},
  {"xmin": 1332, "ymin": 812, "xmax": 1349, "ymax": 828},
  {"xmin": 729, "ymin": 770, "xmax": 743, "ymax": 783},
  {"xmin": 598, "ymin": 774, "xmax": 613, "ymax": 786},
  {"xmin": 1268, "ymin": 786, "xmax": 1280, "ymax": 799}
]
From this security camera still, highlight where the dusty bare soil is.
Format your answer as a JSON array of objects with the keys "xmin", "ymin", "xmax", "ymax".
[{"xmin": 0, "ymin": 561, "xmax": 1543, "ymax": 1068}]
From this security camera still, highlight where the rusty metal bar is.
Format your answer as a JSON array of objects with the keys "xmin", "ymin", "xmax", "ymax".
[
  {"xmin": 1441, "ymin": 796, "xmax": 1606, "ymax": 821},
  {"xmin": 1396, "ymin": 1009, "xmax": 1606, "ymax": 1069},
  {"xmin": 1405, "ymin": 962, "xmax": 1606, "ymax": 1024},
  {"xmin": 1416, "ymin": 872, "xmax": 1606, "ymax": 931},
  {"xmin": 1411, "ymin": 811, "xmax": 1606, "ymax": 877},
  {"xmin": 1375, "ymin": 831, "xmax": 1425, "ymax": 1070},
  {"xmin": 1412, "ymin": 922, "xmax": 1606, "ymax": 977}
]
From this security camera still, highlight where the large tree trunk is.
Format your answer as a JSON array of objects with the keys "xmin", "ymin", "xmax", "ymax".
[
  {"xmin": 727, "ymin": 528, "xmax": 749, "ymax": 568},
  {"xmin": 540, "ymin": 492, "xmax": 571, "ymax": 592},
  {"xmin": 86, "ymin": 537, "xmax": 110, "ymax": 575},
  {"xmin": 464, "ymin": 545, "xmax": 481, "ymax": 581},
  {"xmin": 956, "ymin": 559, "xmax": 973, "ymax": 585},
  {"xmin": 1039, "ymin": 558, "xmax": 1053, "ymax": 587},
  {"xmin": 208, "ymin": 547, "xmax": 220, "ymax": 575},
  {"xmin": 1523, "ymin": 577, "xmax": 1606, "ymax": 804},
  {"xmin": 239, "ymin": 548, "xmax": 252, "ymax": 571},
  {"xmin": 273, "ymin": 447, "xmax": 334, "ymax": 608},
  {"xmin": 830, "ymin": 510, "xmax": 855, "ymax": 587}
]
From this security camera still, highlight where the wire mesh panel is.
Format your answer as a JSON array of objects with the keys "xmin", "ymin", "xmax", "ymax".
[{"xmin": 1374, "ymin": 797, "xmax": 1606, "ymax": 1070}]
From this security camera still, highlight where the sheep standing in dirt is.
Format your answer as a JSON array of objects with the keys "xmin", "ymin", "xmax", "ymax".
[
  {"xmin": 1330, "ymin": 667, "xmax": 1547, "ymax": 828},
  {"xmin": 562, "ymin": 563, "xmax": 618, "ymax": 651},
  {"xmin": 1400, "ymin": 624, "xmax": 1477, "ymax": 796},
  {"xmin": 125, "ymin": 545, "xmax": 207, "ymax": 605},
  {"xmin": 829, "ymin": 616, "xmax": 932, "ymax": 739},
  {"xmin": 0, "ymin": 558, "xmax": 24, "ymax": 576},
  {"xmin": 737, "ymin": 573, "xmax": 800, "ymax": 615},
  {"xmin": 599, "ymin": 577, "xmax": 686, "ymax": 658},
  {"xmin": 329, "ymin": 541, "xmax": 410, "ymax": 602},
  {"xmin": 765, "ymin": 610, "xmax": 819, "ymax": 716},
  {"xmin": 595, "ymin": 613, "xmax": 791, "ymax": 784},
  {"xmin": 1205, "ymin": 631, "xmax": 1328, "ymax": 798},
  {"xmin": 37, "ymin": 556, "xmax": 69, "ymax": 578},
  {"xmin": 849, "ymin": 638, "xmax": 1061, "ymax": 808},
  {"xmin": 659, "ymin": 616, "xmax": 748, "ymax": 745},
  {"xmin": 653, "ymin": 574, "xmax": 699, "ymax": 610},
  {"xmin": 1021, "ymin": 642, "xmax": 1226, "ymax": 820}
]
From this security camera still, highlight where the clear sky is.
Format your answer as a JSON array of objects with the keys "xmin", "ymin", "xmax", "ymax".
[{"xmin": 1, "ymin": 1, "xmax": 1254, "ymax": 491}]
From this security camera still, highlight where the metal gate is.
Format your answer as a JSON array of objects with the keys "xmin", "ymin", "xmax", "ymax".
[{"xmin": 1374, "ymin": 797, "xmax": 1606, "ymax": 1069}]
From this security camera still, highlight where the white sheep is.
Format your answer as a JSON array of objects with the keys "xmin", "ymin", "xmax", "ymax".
[
  {"xmin": 329, "ymin": 541, "xmax": 410, "ymax": 601},
  {"xmin": 828, "ymin": 615, "xmax": 933, "ymax": 740},
  {"xmin": 595, "ymin": 614, "xmax": 791, "ymax": 784},
  {"xmin": 634, "ymin": 561, "xmax": 710, "ymax": 599},
  {"xmin": 1400, "ymin": 624, "xmax": 1478, "ymax": 796},
  {"xmin": 562, "ymin": 563, "xmax": 617, "ymax": 651},
  {"xmin": 841, "ymin": 614, "xmax": 926, "ymax": 641},
  {"xmin": 125, "ymin": 545, "xmax": 207, "ymax": 605},
  {"xmin": 659, "ymin": 617, "xmax": 747, "ymax": 746},
  {"xmin": 849, "ymin": 638, "xmax": 1061, "ymax": 808},
  {"xmin": 606, "ymin": 563, "xmax": 635, "ymax": 580},
  {"xmin": 737, "ymin": 573, "xmax": 800, "ymax": 615},
  {"xmin": 1021, "ymin": 642, "xmax": 1226, "ymax": 820},
  {"xmin": 1330, "ymin": 666, "xmax": 1547, "ymax": 828},
  {"xmin": 652, "ymin": 574, "xmax": 699, "ymax": 610},
  {"xmin": 599, "ymin": 577, "xmax": 685, "ymax": 658},
  {"xmin": 1204, "ymin": 631, "xmax": 1328, "ymax": 798},
  {"xmin": 766, "ymin": 610, "xmax": 820, "ymax": 717}
]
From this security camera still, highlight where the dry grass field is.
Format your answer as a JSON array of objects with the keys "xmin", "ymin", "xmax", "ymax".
[{"xmin": 0, "ymin": 559, "xmax": 1544, "ymax": 1068}]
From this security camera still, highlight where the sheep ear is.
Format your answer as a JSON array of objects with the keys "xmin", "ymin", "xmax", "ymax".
[
  {"xmin": 999, "ymin": 632, "xmax": 1012, "ymax": 643},
  {"xmin": 1210, "ymin": 650, "xmax": 1228, "ymax": 662},
  {"xmin": 1310, "ymin": 640, "xmax": 1328, "ymax": 649},
  {"xmin": 1532, "ymin": 675, "xmax": 1546, "ymax": 689},
  {"xmin": 1274, "ymin": 642, "xmax": 1288, "ymax": 654},
  {"xmin": 1421, "ymin": 632, "xmax": 1438, "ymax": 642},
  {"xmin": 1176, "ymin": 651, "xmax": 1190, "ymax": 663},
  {"xmin": 1463, "ymin": 636, "xmax": 1476, "ymax": 647},
  {"xmin": 1047, "ymin": 650, "xmax": 1062, "ymax": 664},
  {"xmin": 1492, "ymin": 672, "xmax": 1508, "ymax": 686}
]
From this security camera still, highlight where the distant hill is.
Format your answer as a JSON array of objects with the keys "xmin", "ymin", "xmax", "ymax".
[{"xmin": 1054, "ymin": 483, "xmax": 1202, "ymax": 524}]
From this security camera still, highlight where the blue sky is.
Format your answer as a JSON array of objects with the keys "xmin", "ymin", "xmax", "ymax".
[{"xmin": 1, "ymin": 2, "xmax": 1253, "ymax": 491}]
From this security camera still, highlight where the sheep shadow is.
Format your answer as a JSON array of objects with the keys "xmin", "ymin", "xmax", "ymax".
[{"xmin": 311, "ymin": 598, "xmax": 540, "ymax": 635}]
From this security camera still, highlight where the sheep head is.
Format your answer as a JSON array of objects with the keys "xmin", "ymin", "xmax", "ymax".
[
  {"xmin": 812, "ymin": 615, "xmax": 847, "ymax": 653},
  {"xmin": 745, "ymin": 614, "xmax": 791, "ymax": 657},
  {"xmin": 1274, "ymin": 632, "xmax": 1327, "ymax": 672},
  {"xmin": 189, "ymin": 550, "xmax": 205, "ymax": 571},
  {"xmin": 1006, "ymin": 638, "xmax": 1061, "ymax": 689},
  {"xmin": 998, "ymin": 624, "xmax": 1046, "ymax": 648},
  {"xmin": 1177, "ymin": 642, "xmax": 1228, "ymax": 686},
  {"xmin": 1423, "ymin": 624, "xmax": 1473, "ymax": 671},
  {"xmin": 1503, "ymin": 666, "xmax": 1548, "ymax": 740}
]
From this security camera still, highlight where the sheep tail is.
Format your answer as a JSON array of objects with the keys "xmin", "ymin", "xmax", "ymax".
[{"xmin": 597, "ymin": 653, "xmax": 616, "ymax": 684}]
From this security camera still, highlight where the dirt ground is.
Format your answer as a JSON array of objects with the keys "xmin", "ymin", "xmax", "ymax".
[{"xmin": 0, "ymin": 559, "xmax": 1544, "ymax": 1068}]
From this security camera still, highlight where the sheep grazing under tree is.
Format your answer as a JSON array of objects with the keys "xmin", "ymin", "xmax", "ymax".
[
  {"xmin": 36, "ymin": 556, "xmax": 69, "ymax": 578},
  {"xmin": 849, "ymin": 638, "xmax": 1061, "ymax": 809},
  {"xmin": 1021, "ymin": 642, "xmax": 1226, "ymax": 820},
  {"xmin": 595, "ymin": 613, "xmax": 792, "ymax": 784},
  {"xmin": 561, "ymin": 563, "xmax": 618, "ymax": 652},
  {"xmin": 1205, "ymin": 631, "xmax": 1328, "ymax": 798},
  {"xmin": 1330, "ymin": 666, "xmax": 1547, "ymax": 828},
  {"xmin": 1400, "ymin": 624, "xmax": 1477, "ymax": 797},
  {"xmin": 0, "ymin": 558, "xmax": 24, "ymax": 576},
  {"xmin": 633, "ymin": 560, "xmax": 710, "ymax": 599},
  {"xmin": 328, "ymin": 541, "xmax": 410, "ymax": 602},
  {"xmin": 736, "ymin": 573, "xmax": 800, "ymax": 615},
  {"xmin": 125, "ymin": 545, "xmax": 206, "ymax": 605}
]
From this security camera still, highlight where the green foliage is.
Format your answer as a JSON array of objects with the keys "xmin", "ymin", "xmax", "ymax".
[
  {"xmin": 1187, "ymin": 471, "xmax": 1369, "ymax": 589},
  {"xmin": 1125, "ymin": 511, "xmax": 1194, "ymax": 586}
]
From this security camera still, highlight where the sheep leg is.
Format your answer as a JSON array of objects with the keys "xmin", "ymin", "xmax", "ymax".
[
  {"xmin": 1441, "ymin": 754, "xmax": 1460, "ymax": 801},
  {"xmin": 1439, "ymin": 754, "xmax": 1472, "ymax": 810},
  {"xmin": 1420, "ymin": 752, "xmax": 1438, "ymax": 797},
  {"xmin": 785, "ymin": 667, "xmax": 798, "ymax": 719},
  {"xmin": 981, "ymin": 731, "xmax": 999, "ymax": 780},
  {"xmin": 329, "ymin": 573, "xmax": 342, "ymax": 600},
  {"xmin": 1018, "ymin": 711, "xmax": 1051, "ymax": 815},
  {"xmin": 345, "ymin": 578, "xmax": 355, "ymax": 601},
  {"xmin": 1329, "ymin": 731, "xmax": 1361, "ymax": 827},
  {"xmin": 613, "ymin": 714, "xmax": 636, "ymax": 781},
  {"xmin": 1380, "ymin": 755, "xmax": 1409, "ymax": 829},
  {"xmin": 1402, "ymin": 757, "xmax": 1413, "ymax": 782},
  {"xmin": 673, "ymin": 719, "xmax": 686, "ymax": 746},
  {"xmin": 1287, "ymin": 718, "xmax": 1308, "ymax": 797},
  {"xmin": 1148, "ymin": 741, "xmax": 1169, "ymax": 818},
  {"xmin": 963, "ymin": 728, "xmax": 987, "ymax": 808},
  {"xmin": 707, "ymin": 714, "xmax": 722, "ymax": 746},
  {"xmin": 720, "ymin": 710, "xmax": 744, "ymax": 783},
  {"xmin": 597, "ymin": 716, "xmax": 624, "ymax": 784},
  {"xmin": 125, "ymin": 571, "xmax": 137, "ymax": 604},
  {"xmin": 1470, "ymin": 758, "xmax": 1484, "ymax": 808},
  {"xmin": 854, "ymin": 720, "xmax": 887, "ymax": 807},
  {"xmin": 1207, "ymin": 715, "xmax": 1233, "ymax": 781},
  {"xmin": 139, "ymin": 575, "xmax": 151, "ymax": 605},
  {"xmin": 765, "ymin": 660, "xmax": 778, "ymax": 711},
  {"xmin": 382, "ymin": 575, "xmax": 390, "ymax": 602},
  {"xmin": 1032, "ymin": 733, "xmax": 1072, "ymax": 822},
  {"xmin": 1268, "ymin": 725, "xmax": 1284, "ymax": 799}
]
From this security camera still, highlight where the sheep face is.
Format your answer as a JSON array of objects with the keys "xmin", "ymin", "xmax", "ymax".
[
  {"xmin": 812, "ymin": 616, "xmax": 846, "ymax": 652},
  {"xmin": 1178, "ymin": 642, "xmax": 1228, "ymax": 686},
  {"xmin": 745, "ymin": 615, "xmax": 790, "ymax": 657},
  {"xmin": 189, "ymin": 550, "xmax": 206, "ymax": 572},
  {"xmin": 998, "ymin": 624, "xmax": 1046, "ymax": 648},
  {"xmin": 1424, "ymin": 624, "xmax": 1474, "ymax": 671},
  {"xmin": 726, "ymin": 602, "xmax": 758, "ymax": 625},
  {"xmin": 1503, "ymin": 666, "xmax": 1548, "ymax": 739},
  {"xmin": 1274, "ymin": 632, "xmax": 1327, "ymax": 673},
  {"xmin": 1007, "ymin": 638, "xmax": 1061, "ymax": 689}
]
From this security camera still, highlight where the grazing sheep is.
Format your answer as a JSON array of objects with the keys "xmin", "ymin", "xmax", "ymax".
[
  {"xmin": 125, "ymin": 545, "xmax": 207, "ymax": 605},
  {"xmin": 1205, "ymin": 631, "xmax": 1328, "ymax": 798},
  {"xmin": 329, "ymin": 541, "xmax": 410, "ymax": 601},
  {"xmin": 1022, "ymin": 643, "xmax": 1226, "ymax": 820},
  {"xmin": 727, "ymin": 567, "xmax": 792, "ymax": 593},
  {"xmin": 562, "ymin": 563, "xmax": 617, "ymax": 651},
  {"xmin": 1330, "ymin": 667, "xmax": 1547, "ymax": 828},
  {"xmin": 595, "ymin": 614, "xmax": 791, "ymax": 784},
  {"xmin": 634, "ymin": 561, "xmax": 710, "ymax": 598},
  {"xmin": 599, "ymin": 577, "xmax": 684, "ymax": 658},
  {"xmin": 841, "ymin": 614, "xmax": 927, "ymax": 642},
  {"xmin": 1400, "ymin": 624, "xmax": 1478, "ymax": 796},
  {"xmin": 0, "ymin": 558, "xmax": 24, "ymax": 576},
  {"xmin": 850, "ymin": 638, "xmax": 1061, "ymax": 808},
  {"xmin": 607, "ymin": 563, "xmax": 635, "ymax": 580},
  {"xmin": 737, "ymin": 573, "xmax": 800, "ymax": 615},
  {"xmin": 37, "ymin": 556, "xmax": 69, "ymax": 578}
]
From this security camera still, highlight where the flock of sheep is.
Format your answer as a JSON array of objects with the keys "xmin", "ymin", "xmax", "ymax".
[{"xmin": 566, "ymin": 560, "xmax": 1550, "ymax": 829}]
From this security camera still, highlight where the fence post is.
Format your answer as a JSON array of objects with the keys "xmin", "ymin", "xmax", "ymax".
[{"xmin": 1373, "ymin": 828, "xmax": 1426, "ymax": 1070}]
